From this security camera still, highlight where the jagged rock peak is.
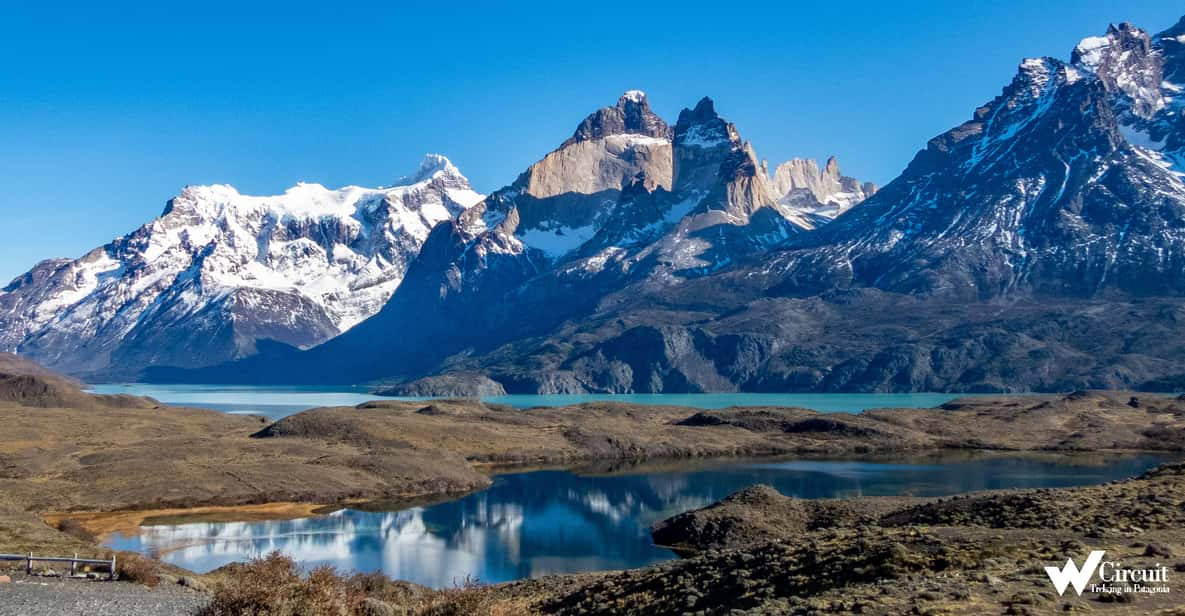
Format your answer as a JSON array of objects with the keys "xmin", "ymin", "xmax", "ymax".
[
  {"xmin": 1157, "ymin": 16, "xmax": 1185, "ymax": 87},
  {"xmin": 1159, "ymin": 15, "xmax": 1185, "ymax": 40},
  {"xmin": 673, "ymin": 97, "xmax": 741, "ymax": 149},
  {"xmin": 563, "ymin": 90, "xmax": 672, "ymax": 147},
  {"xmin": 769, "ymin": 156, "xmax": 877, "ymax": 219},
  {"xmin": 398, "ymin": 153, "xmax": 468, "ymax": 185},
  {"xmin": 670, "ymin": 97, "xmax": 748, "ymax": 195},
  {"xmin": 1071, "ymin": 22, "xmax": 1165, "ymax": 118},
  {"xmin": 771, "ymin": 158, "xmax": 830, "ymax": 195},
  {"xmin": 1072, "ymin": 22, "xmax": 1152, "ymax": 67}
]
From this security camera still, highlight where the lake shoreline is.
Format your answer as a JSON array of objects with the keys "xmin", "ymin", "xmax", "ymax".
[
  {"xmin": 4, "ymin": 371, "xmax": 1185, "ymax": 612},
  {"xmin": 7, "ymin": 388, "xmax": 1185, "ymax": 531},
  {"xmin": 103, "ymin": 450, "xmax": 1177, "ymax": 585},
  {"xmin": 35, "ymin": 438, "xmax": 1185, "ymax": 535},
  {"xmin": 71, "ymin": 449, "xmax": 1179, "ymax": 558},
  {"xmin": 86, "ymin": 383, "xmax": 988, "ymax": 419},
  {"xmin": 42, "ymin": 503, "xmax": 334, "ymax": 538}
]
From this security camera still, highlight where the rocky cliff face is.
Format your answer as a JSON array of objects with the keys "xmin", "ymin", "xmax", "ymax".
[
  {"xmin": 1079, "ymin": 19, "xmax": 1185, "ymax": 176},
  {"xmin": 0, "ymin": 155, "xmax": 483, "ymax": 379},
  {"xmin": 769, "ymin": 157, "xmax": 877, "ymax": 223}
]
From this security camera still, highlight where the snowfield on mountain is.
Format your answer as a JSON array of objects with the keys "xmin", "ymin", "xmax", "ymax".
[{"xmin": 0, "ymin": 155, "xmax": 482, "ymax": 378}]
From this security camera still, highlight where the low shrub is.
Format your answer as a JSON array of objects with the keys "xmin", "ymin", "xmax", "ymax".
[
  {"xmin": 418, "ymin": 577, "xmax": 532, "ymax": 616},
  {"xmin": 55, "ymin": 518, "xmax": 96, "ymax": 543},
  {"xmin": 115, "ymin": 551, "xmax": 161, "ymax": 587},
  {"xmin": 199, "ymin": 552, "xmax": 534, "ymax": 616}
]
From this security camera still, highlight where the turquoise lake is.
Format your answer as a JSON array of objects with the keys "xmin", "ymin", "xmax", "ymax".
[{"xmin": 88, "ymin": 383, "xmax": 971, "ymax": 420}]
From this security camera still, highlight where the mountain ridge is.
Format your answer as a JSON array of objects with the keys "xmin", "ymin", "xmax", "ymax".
[
  {"xmin": 260, "ymin": 14, "xmax": 1185, "ymax": 394},
  {"xmin": 0, "ymin": 154, "xmax": 484, "ymax": 379},
  {"xmin": 764, "ymin": 18, "xmax": 1185, "ymax": 301},
  {"xmin": 16, "ymin": 16, "xmax": 1185, "ymax": 391},
  {"xmin": 148, "ymin": 91, "xmax": 877, "ymax": 385}
]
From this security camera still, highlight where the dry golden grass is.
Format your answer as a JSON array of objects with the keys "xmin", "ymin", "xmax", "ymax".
[{"xmin": 199, "ymin": 552, "xmax": 535, "ymax": 616}]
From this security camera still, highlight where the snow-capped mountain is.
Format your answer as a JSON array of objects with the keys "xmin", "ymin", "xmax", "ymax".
[
  {"xmin": 425, "ymin": 91, "xmax": 848, "ymax": 295},
  {"xmin": 52, "ymin": 13, "xmax": 1185, "ymax": 395},
  {"xmin": 1074, "ymin": 20, "xmax": 1185, "ymax": 174},
  {"xmin": 323, "ymin": 15, "xmax": 1185, "ymax": 395},
  {"xmin": 164, "ymin": 92, "xmax": 876, "ymax": 385},
  {"xmin": 93, "ymin": 15, "xmax": 1185, "ymax": 393},
  {"xmin": 763, "ymin": 17, "xmax": 1185, "ymax": 299},
  {"xmin": 0, "ymin": 155, "xmax": 483, "ymax": 378}
]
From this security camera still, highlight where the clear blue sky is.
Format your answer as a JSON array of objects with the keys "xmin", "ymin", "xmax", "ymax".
[{"xmin": 1, "ymin": 1, "xmax": 1181, "ymax": 282}]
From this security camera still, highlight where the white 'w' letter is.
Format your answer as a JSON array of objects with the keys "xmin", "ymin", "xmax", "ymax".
[{"xmin": 1045, "ymin": 550, "xmax": 1105, "ymax": 596}]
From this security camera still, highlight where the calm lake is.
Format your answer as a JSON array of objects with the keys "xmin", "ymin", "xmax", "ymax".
[
  {"xmin": 104, "ymin": 453, "xmax": 1170, "ymax": 588},
  {"xmin": 88, "ymin": 383, "xmax": 970, "ymax": 420}
]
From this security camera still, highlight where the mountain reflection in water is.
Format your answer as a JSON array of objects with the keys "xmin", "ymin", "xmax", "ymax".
[{"xmin": 106, "ymin": 453, "xmax": 1170, "ymax": 588}]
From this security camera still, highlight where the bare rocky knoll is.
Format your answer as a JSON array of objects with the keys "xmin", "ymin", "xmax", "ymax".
[
  {"xmin": 530, "ymin": 464, "xmax": 1185, "ymax": 615},
  {"xmin": 0, "ymin": 352, "xmax": 150, "ymax": 409}
]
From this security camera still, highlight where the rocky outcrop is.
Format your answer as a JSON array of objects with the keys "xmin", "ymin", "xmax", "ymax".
[
  {"xmin": 374, "ymin": 373, "xmax": 507, "ymax": 397},
  {"xmin": 562, "ymin": 90, "xmax": 671, "ymax": 147},
  {"xmin": 652, "ymin": 484, "xmax": 905, "ymax": 553},
  {"xmin": 0, "ymin": 354, "xmax": 154, "ymax": 409},
  {"xmin": 769, "ymin": 156, "xmax": 877, "ymax": 222}
]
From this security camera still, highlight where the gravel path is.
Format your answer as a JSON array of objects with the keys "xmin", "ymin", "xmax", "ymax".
[{"xmin": 0, "ymin": 574, "xmax": 208, "ymax": 616}]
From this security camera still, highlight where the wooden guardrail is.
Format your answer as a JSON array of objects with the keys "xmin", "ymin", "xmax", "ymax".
[{"xmin": 0, "ymin": 552, "xmax": 116, "ymax": 579}]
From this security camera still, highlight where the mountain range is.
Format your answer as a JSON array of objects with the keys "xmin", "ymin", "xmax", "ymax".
[
  {"xmin": 5, "ymin": 15, "xmax": 1185, "ymax": 393},
  {"xmin": 0, "ymin": 155, "xmax": 483, "ymax": 378}
]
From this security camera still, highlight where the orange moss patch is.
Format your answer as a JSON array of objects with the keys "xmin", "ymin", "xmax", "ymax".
[{"xmin": 43, "ymin": 502, "xmax": 330, "ymax": 537}]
